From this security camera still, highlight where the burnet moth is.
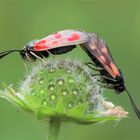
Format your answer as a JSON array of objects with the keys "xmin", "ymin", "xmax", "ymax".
[
  {"xmin": 0, "ymin": 29, "xmax": 140, "ymax": 119},
  {"xmin": 81, "ymin": 33, "xmax": 140, "ymax": 119},
  {"xmin": 0, "ymin": 30, "xmax": 89, "ymax": 61}
]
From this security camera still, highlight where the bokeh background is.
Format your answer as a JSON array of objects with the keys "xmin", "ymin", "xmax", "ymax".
[{"xmin": 0, "ymin": 0, "xmax": 140, "ymax": 140}]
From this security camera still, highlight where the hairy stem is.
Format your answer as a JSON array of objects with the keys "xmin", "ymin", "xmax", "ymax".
[{"xmin": 48, "ymin": 117, "xmax": 61, "ymax": 140}]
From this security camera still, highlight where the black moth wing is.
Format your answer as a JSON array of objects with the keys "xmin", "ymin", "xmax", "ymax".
[
  {"xmin": 37, "ymin": 30, "xmax": 90, "ymax": 56},
  {"xmin": 49, "ymin": 45, "xmax": 76, "ymax": 55},
  {"xmin": 82, "ymin": 33, "xmax": 120, "ymax": 79}
]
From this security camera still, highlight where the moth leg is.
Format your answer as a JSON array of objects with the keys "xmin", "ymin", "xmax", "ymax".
[
  {"xmin": 23, "ymin": 61, "xmax": 28, "ymax": 74},
  {"xmin": 30, "ymin": 51, "xmax": 46, "ymax": 64},
  {"xmin": 96, "ymin": 75, "xmax": 118, "ymax": 84},
  {"xmin": 23, "ymin": 61, "xmax": 31, "ymax": 80},
  {"xmin": 23, "ymin": 53, "xmax": 32, "ymax": 74},
  {"xmin": 99, "ymin": 84, "xmax": 114, "ymax": 89},
  {"xmin": 85, "ymin": 62, "xmax": 97, "ymax": 67},
  {"xmin": 47, "ymin": 50, "xmax": 61, "ymax": 63},
  {"xmin": 102, "ymin": 75, "xmax": 117, "ymax": 82},
  {"xmin": 85, "ymin": 62, "xmax": 104, "ymax": 71},
  {"xmin": 97, "ymin": 78, "xmax": 120, "ymax": 88},
  {"xmin": 47, "ymin": 50, "xmax": 58, "ymax": 58},
  {"xmin": 97, "ymin": 78, "xmax": 104, "ymax": 83},
  {"xmin": 90, "ymin": 73, "xmax": 101, "ymax": 77},
  {"xmin": 97, "ymin": 81, "xmax": 115, "ymax": 89},
  {"xmin": 96, "ymin": 76, "xmax": 111, "ymax": 84},
  {"xmin": 89, "ymin": 72, "xmax": 117, "ymax": 83}
]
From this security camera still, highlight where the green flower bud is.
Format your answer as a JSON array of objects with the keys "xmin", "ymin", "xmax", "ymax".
[{"xmin": 0, "ymin": 59, "xmax": 128, "ymax": 124}]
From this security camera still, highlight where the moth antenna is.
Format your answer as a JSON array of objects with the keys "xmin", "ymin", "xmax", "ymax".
[
  {"xmin": 125, "ymin": 89, "xmax": 140, "ymax": 119},
  {"xmin": 0, "ymin": 50, "xmax": 21, "ymax": 59}
]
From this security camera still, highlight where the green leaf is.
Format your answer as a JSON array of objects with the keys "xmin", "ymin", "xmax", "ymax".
[
  {"xmin": 55, "ymin": 98, "xmax": 66, "ymax": 114},
  {"xmin": 37, "ymin": 106, "xmax": 56, "ymax": 119},
  {"xmin": 67, "ymin": 103, "xmax": 88, "ymax": 118}
]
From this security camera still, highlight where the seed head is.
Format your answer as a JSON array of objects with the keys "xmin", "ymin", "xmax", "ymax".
[{"xmin": 0, "ymin": 59, "xmax": 128, "ymax": 124}]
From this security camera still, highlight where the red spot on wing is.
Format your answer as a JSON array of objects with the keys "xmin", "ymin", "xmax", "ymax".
[
  {"xmin": 34, "ymin": 45, "xmax": 49, "ymax": 51},
  {"xmin": 35, "ymin": 40, "xmax": 46, "ymax": 46},
  {"xmin": 110, "ymin": 62, "xmax": 120, "ymax": 76},
  {"xmin": 52, "ymin": 41, "xmax": 58, "ymax": 45},
  {"xmin": 34, "ymin": 39, "xmax": 48, "ymax": 51},
  {"xmin": 54, "ymin": 34, "xmax": 62, "ymax": 39},
  {"xmin": 68, "ymin": 33, "xmax": 80, "ymax": 41}
]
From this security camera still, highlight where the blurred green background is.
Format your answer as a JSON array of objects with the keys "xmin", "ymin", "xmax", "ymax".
[{"xmin": 0, "ymin": 0, "xmax": 140, "ymax": 140}]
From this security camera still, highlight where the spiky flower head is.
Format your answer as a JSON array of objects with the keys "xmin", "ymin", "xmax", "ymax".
[{"xmin": 0, "ymin": 59, "xmax": 128, "ymax": 124}]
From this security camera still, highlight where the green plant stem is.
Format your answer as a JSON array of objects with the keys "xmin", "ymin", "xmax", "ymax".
[{"xmin": 48, "ymin": 117, "xmax": 61, "ymax": 140}]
